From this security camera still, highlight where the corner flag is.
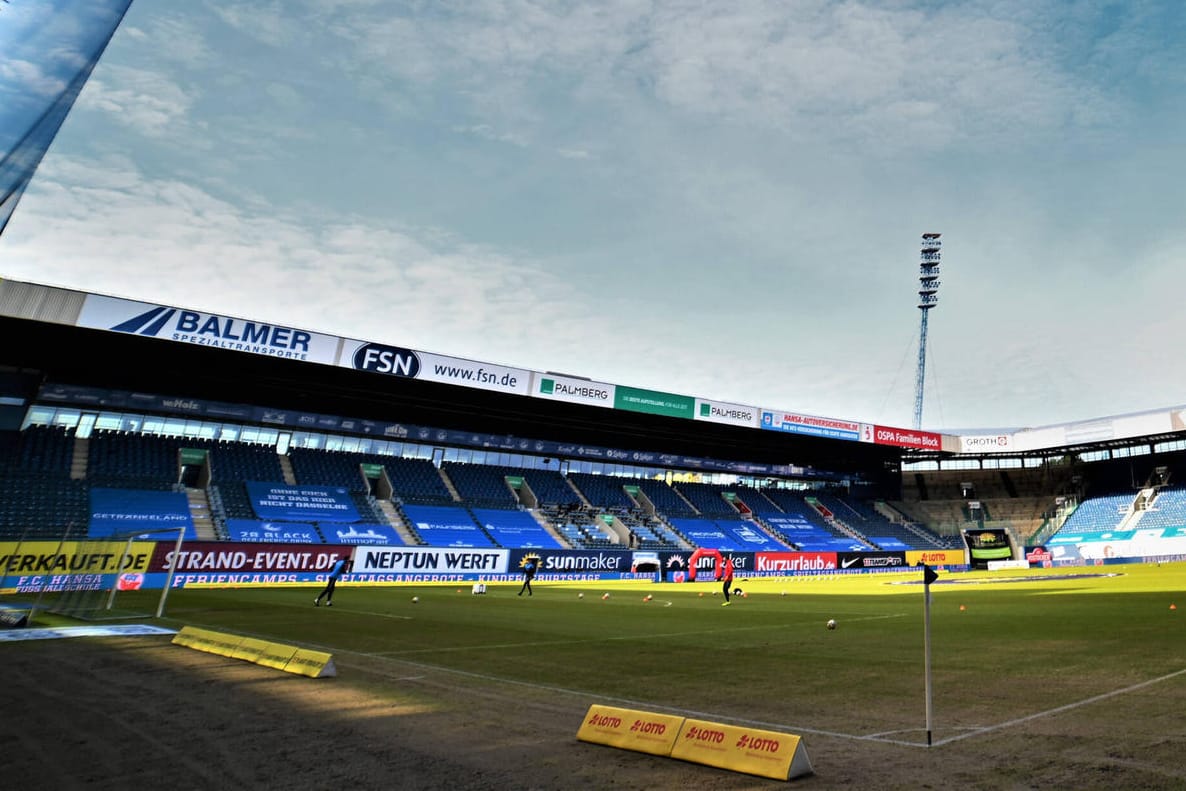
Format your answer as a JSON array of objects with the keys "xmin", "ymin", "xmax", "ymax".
[{"xmin": 922, "ymin": 563, "xmax": 938, "ymax": 586}]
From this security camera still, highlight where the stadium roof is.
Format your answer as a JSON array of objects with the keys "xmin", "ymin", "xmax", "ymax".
[{"xmin": 2, "ymin": 277, "xmax": 1183, "ymax": 474}]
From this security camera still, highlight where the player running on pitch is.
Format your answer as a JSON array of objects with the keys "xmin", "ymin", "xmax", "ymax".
[{"xmin": 314, "ymin": 555, "xmax": 352, "ymax": 607}]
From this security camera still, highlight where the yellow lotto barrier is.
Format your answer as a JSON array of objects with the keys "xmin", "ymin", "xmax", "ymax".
[
  {"xmin": 230, "ymin": 637, "xmax": 271, "ymax": 663},
  {"xmin": 171, "ymin": 626, "xmax": 336, "ymax": 678},
  {"xmin": 577, "ymin": 705, "xmax": 812, "ymax": 781},
  {"xmin": 670, "ymin": 717, "xmax": 813, "ymax": 781},
  {"xmin": 285, "ymin": 648, "xmax": 337, "ymax": 678},
  {"xmin": 576, "ymin": 705, "xmax": 683, "ymax": 756},
  {"xmin": 255, "ymin": 642, "xmax": 299, "ymax": 670}
]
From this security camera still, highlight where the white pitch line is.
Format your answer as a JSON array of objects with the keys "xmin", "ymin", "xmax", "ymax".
[
  {"xmin": 370, "ymin": 613, "xmax": 908, "ymax": 657},
  {"xmin": 324, "ymin": 608, "xmax": 414, "ymax": 620},
  {"xmin": 263, "ymin": 600, "xmax": 415, "ymax": 620},
  {"xmin": 929, "ymin": 666, "xmax": 1186, "ymax": 747},
  {"xmin": 336, "ymin": 646, "xmax": 879, "ymax": 742},
  {"xmin": 164, "ymin": 609, "xmax": 1186, "ymax": 751}
]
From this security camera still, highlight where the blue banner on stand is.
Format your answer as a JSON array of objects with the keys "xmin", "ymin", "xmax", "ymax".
[
  {"xmin": 244, "ymin": 482, "xmax": 361, "ymax": 522},
  {"xmin": 89, "ymin": 488, "xmax": 195, "ymax": 539},
  {"xmin": 225, "ymin": 519, "xmax": 320, "ymax": 544}
]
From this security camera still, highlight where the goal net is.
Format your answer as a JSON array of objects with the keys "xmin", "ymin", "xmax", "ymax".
[{"xmin": 0, "ymin": 525, "xmax": 184, "ymax": 625}]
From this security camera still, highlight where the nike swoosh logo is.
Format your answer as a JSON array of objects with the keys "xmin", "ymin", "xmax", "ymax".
[{"xmin": 841, "ymin": 557, "xmax": 860, "ymax": 568}]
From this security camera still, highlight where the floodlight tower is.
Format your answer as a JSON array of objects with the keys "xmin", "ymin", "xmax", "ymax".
[{"xmin": 913, "ymin": 233, "xmax": 942, "ymax": 430}]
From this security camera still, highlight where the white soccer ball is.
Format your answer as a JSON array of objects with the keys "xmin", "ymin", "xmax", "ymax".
[
  {"xmin": 578, "ymin": 592, "xmax": 584, "ymax": 598},
  {"xmin": 412, "ymin": 596, "xmax": 420, "ymax": 604},
  {"xmin": 826, "ymin": 618, "xmax": 837, "ymax": 630}
]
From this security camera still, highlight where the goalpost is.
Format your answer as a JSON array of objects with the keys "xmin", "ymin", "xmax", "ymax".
[{"xmin": 7, "ymin": 526, "xmax": 186, "ymax": 624}]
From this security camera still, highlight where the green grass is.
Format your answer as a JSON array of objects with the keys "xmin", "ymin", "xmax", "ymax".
[{"xmin": 101, "ymin": 561, "xmax": 1186, "ymax": 741}]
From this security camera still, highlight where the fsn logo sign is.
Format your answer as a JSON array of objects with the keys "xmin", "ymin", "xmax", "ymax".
[{"xmin": 352, "ymin": 344, "xmax": 421, "ymax": 377}]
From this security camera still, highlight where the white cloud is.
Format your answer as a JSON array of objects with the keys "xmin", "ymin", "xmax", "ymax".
[
  {"xmin": 0, "ymin": 58, "xmax": 67, "ymax": 97},
  {"xmin": 451, "ymin": 124, "xmax": 529, "ymax": 147},
  {"xmin": 306, "ymin": 1, "xmax": 1113, "ymax": 152},
  {"xmin": 207, "ymin": 2, "xmax": 304, "ymax": 49},
  {"xmin": 78, "ymin": 64, "xmax": 195, "ymax": 137}
]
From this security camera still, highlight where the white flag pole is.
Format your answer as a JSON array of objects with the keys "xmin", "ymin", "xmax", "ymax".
[{"xmin": 922, "ymin": 563, "xmax": 936, "ymax": 746}]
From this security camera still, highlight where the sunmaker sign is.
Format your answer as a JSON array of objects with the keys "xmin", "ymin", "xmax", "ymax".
[{"xmin": 77, "ymin": 296, "xmax": 340, "ymax": 363}]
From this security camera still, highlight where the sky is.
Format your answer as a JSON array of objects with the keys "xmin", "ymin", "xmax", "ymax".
[{"xmin": 2, "ymin": 0, "xmax": 1185, "ymax": 434}]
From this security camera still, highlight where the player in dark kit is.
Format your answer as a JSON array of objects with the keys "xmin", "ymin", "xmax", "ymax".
[
  {"xmin": 720, "ymin": 555, "xmax": 735, "ymax": 606},
  {"xmin": 314, "ymin": 556, "xmax": 352, "ymax": 606},
  {"xmin": 518, "ymin": 555, "xmax": 539, "ymax": 597}
]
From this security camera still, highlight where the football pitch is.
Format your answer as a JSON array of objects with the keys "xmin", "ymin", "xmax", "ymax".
[{"xmin": 7, "ymin": 562, "xmax": 1186, "ymax": 788}]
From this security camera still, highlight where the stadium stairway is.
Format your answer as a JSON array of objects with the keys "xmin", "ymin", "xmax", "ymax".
[
  {"xmin": 376, "ymin": 499, "xmax": 421, "ymax": 545},
  {"xmin": 528, "ymin": 508, "xmax": 573, "ymax": 548},
  {"xmin": 185, "ymin": 487, "xmax": 218, "ymax": 540},
  {"xmin": 278, "ymin": 455, "xmax": 298, "ymax": 486},
  {"xmin": 70, "ymin": 435, "xmax": 88, "ymax": 480},
  {"xmin": 565, "ymin": 477, "xmax": 593, "ymax": 508},
  {"xmin": 437, "ymin": 467, "xmax": 463, "ymax": 502}
]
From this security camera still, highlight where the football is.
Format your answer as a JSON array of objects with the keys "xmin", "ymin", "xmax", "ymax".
[
  {"xmin": 826, "ymin": 619, "xmax": 837, "ymax": 630},
  {"xmin": 412, "ymin": 596, "xmax": 420, "ymax": 604}
]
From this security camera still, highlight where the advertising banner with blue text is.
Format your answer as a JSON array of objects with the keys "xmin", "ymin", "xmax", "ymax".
[
  {"xmin": 77, "ymin": 295, "xmax": 340, "ymax": 364},
  {"xmin": 353, "ymin": 546, "xmax": 510, "ymax": 581},
  {"xmin": 1, "ymin": 540, "xmax": 156, "ymax": 594},
  {"xmin": 759, "ymin": 411, "xmax": 861, "ymax": 441},
  {"xmin": 320, "ymin": 523, "xmax": 402, "ymax": 545},
  {"xmin": 89, "ymin": 488, "xmax": 195, "ymax": 539},
  {"xmin": 244, "ymin": 482, "xmax": 361, "ymax": 522},
  {"xmin": 225, "ymin": 519, "xmax": 320, "ymax": 544}
]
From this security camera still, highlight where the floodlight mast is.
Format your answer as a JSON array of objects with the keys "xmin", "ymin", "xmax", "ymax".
[{"xmin": 913, "ymin": 233, "xmax": 942, "ymax": 430}]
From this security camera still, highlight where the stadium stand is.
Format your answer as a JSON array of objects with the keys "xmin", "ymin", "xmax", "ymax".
[
  {"xmin": 441, "ymin": 463, "xmax": 519, "ymax": 507},
  {"xmin": 0, "ymin": 475, "xmax": 89, "ymax": 539},
  {"xmin": 1137, "ymin": 487, "xmax": 1186, "ymax": 529},
  {"xmin": 87, "ymin": 429, "xmax": 183, "ymax": 488},
  {"xmin": 664, "ymin": 517, "xmax": 788, "ymax": 552},
  {"xmin": 400, "ymin": 504, "xmax": 496, "ymax": 548},
  {"xmin": 1054, "ymin": 493, "xmax": 1134, "ymax": 535},
  {"xmin": 382, "ymin": 457, "xmax": 454, "ymax": 504},
  {"xmin": 566, "ymin": 472, "xmax": 639, "ymax": 509},
  {"xmin": 470, "ymin": 508, "xmax": 563, "ymax": 549},
  {"xmin": 289, "ymin": 447, "xmax": 373, "ymax": 490},
  {"xmin": 673, "ymin": 481, "xmax": 742, "ymax": 517},
  {"xmin": 210, "ymin": 441, "xmax": 285, "ymax": 483},
  {"xmin": 815, "ymin": 492, "xmax": 946, "ymax": 549},
  {"xmin": 632, "ymin": 478, "xmax": 697, "ymax": 517},
  {"xmin": 519, "ymin": 469, "xmax": 584, "ymax": 507},
  {"xmin": 0, "ymin": 427, "xmax": 91, "ymax": 539},
  {"xmin": 1, "ymin": 425, "xmax": 75, "ymax": 477}
]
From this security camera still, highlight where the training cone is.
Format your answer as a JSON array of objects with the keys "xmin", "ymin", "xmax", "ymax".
[{"xmin": 959, "ymin": 605, "xmax": 966, "ymax": 611}]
